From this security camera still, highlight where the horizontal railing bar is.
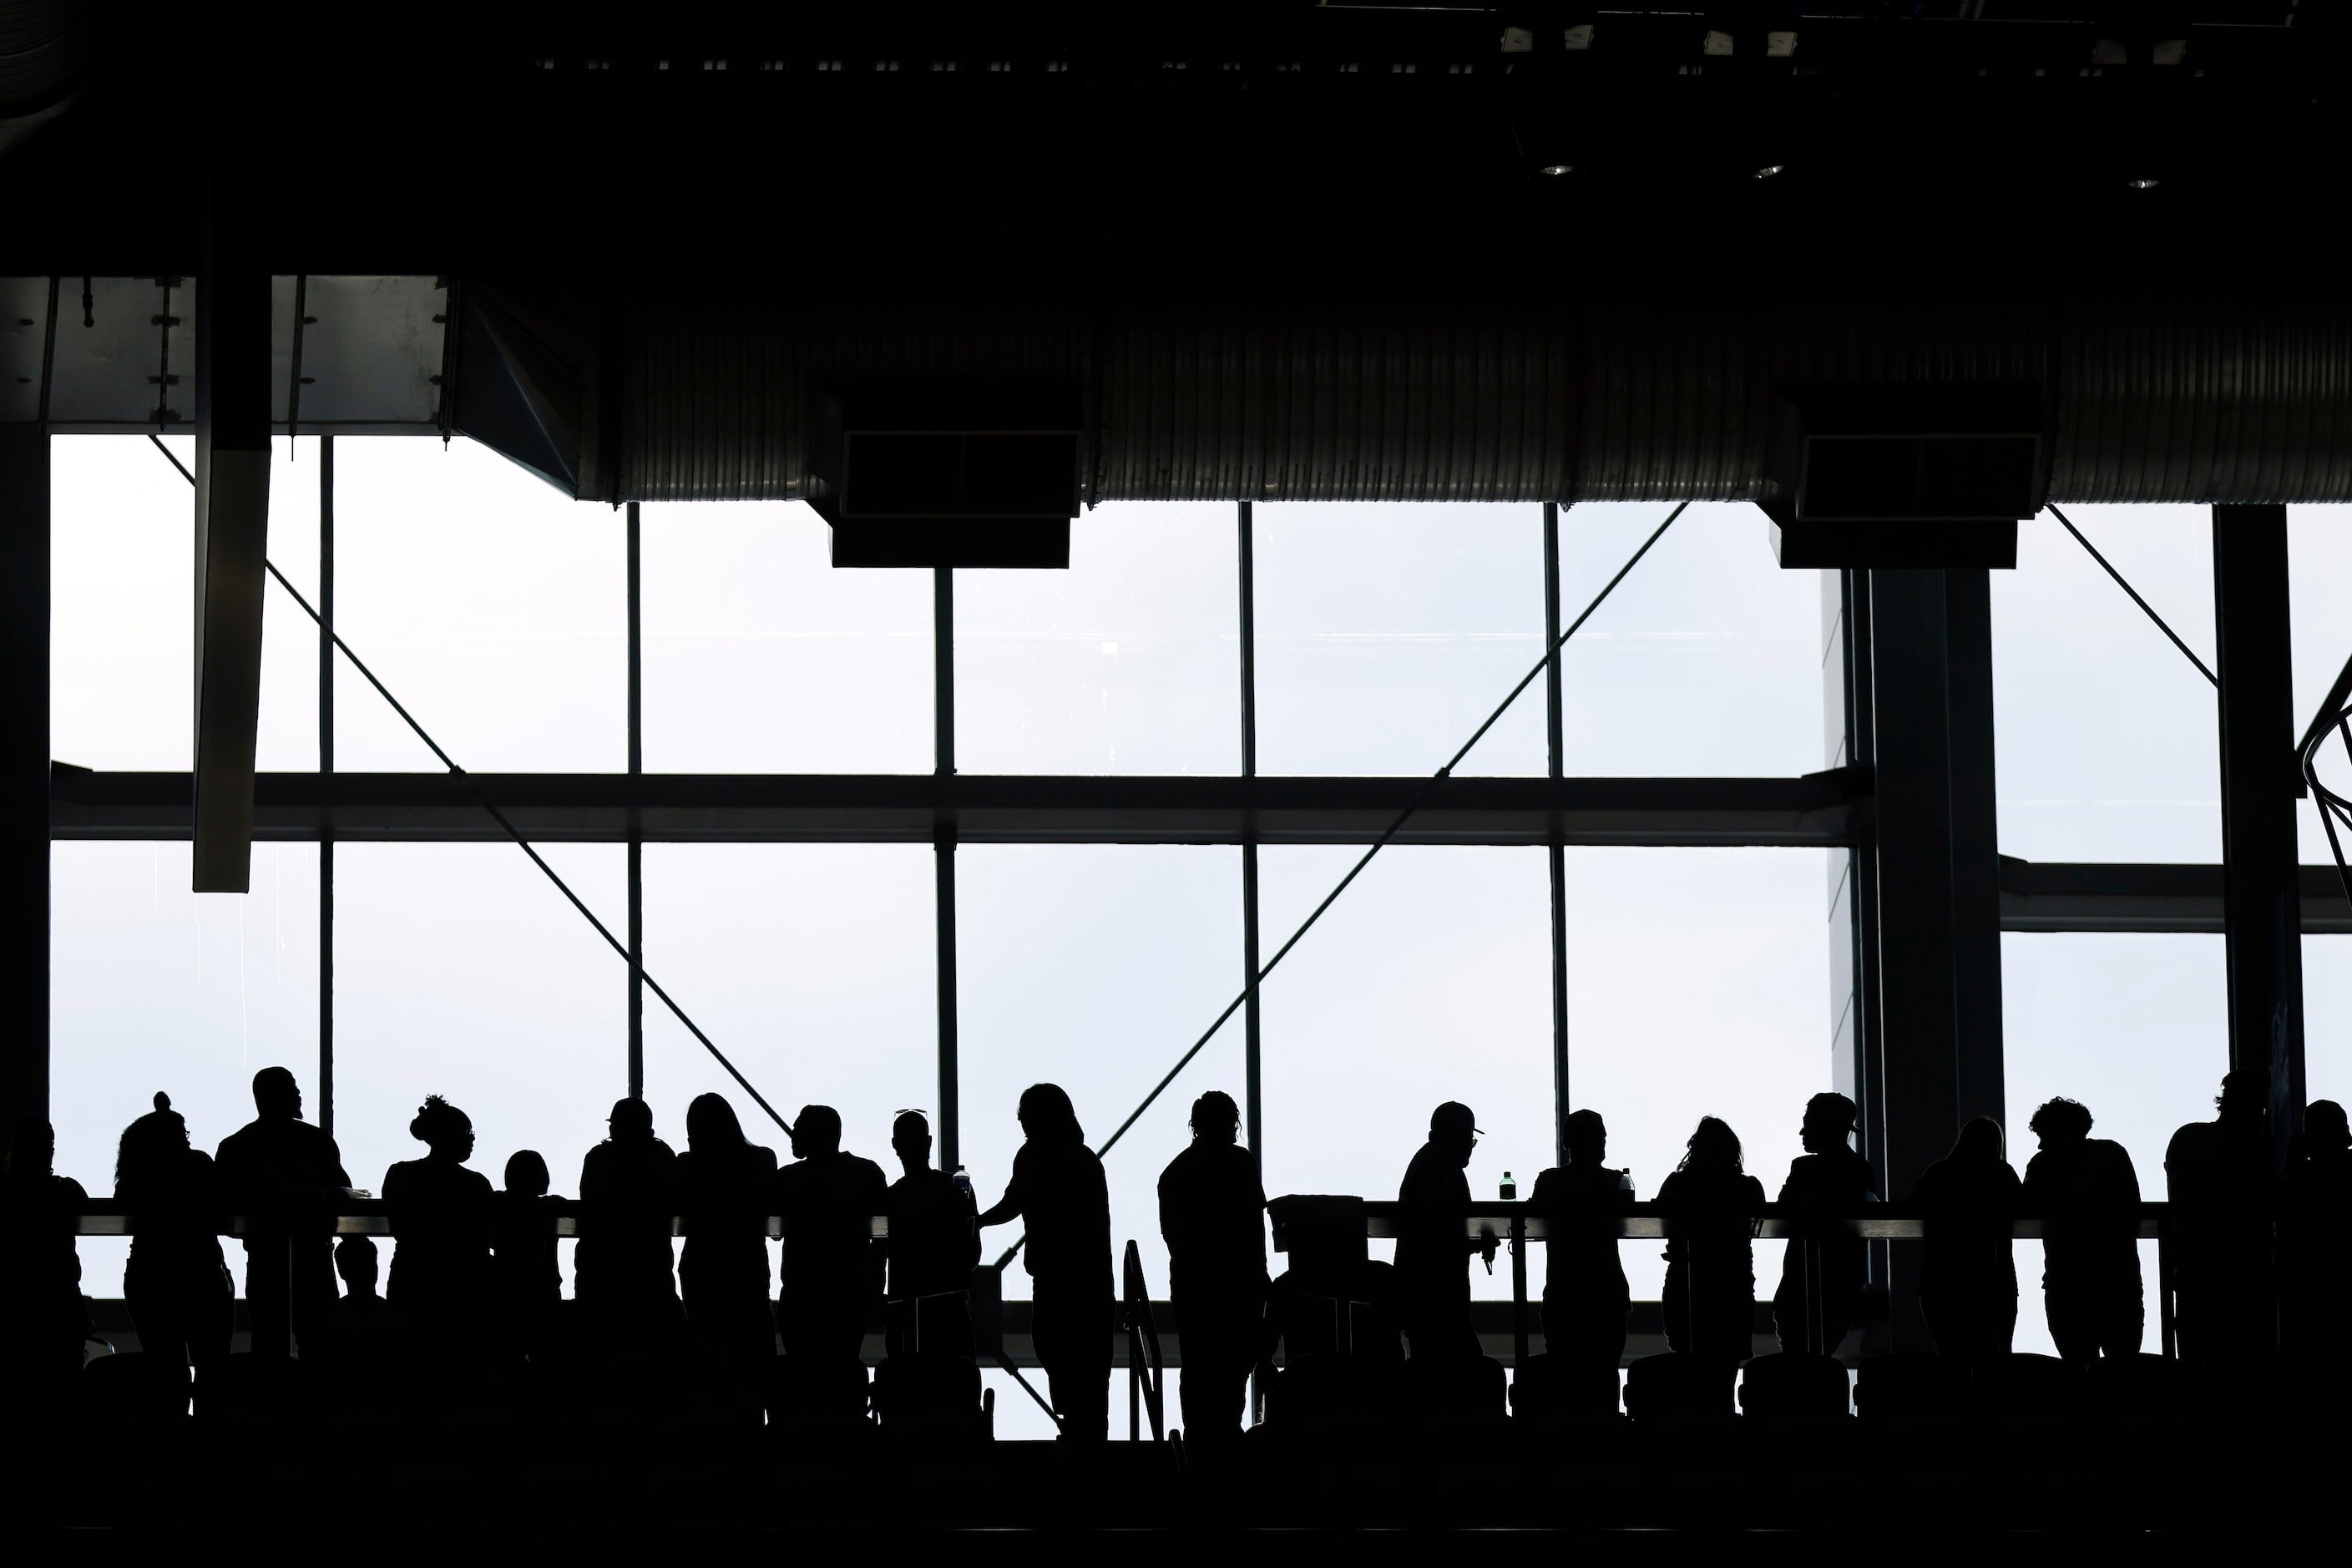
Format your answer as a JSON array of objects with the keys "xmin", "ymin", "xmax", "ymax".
[{"xmin": 65, "ymin": 1201, "xmax": 2202, "ymax": 1242}]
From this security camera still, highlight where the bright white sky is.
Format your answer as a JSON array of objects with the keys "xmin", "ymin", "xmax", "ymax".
[{"xmin": 42, "ymin": 434, "xmax": 2352, "ymax": 1434}]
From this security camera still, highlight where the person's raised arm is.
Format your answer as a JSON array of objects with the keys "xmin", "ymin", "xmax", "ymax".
[{"xmin": 975, "ymin": 1169, "xmax": 1024, "ymax": 1229}]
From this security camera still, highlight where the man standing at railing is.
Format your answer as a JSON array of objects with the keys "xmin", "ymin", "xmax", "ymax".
[
  {"xmin": 1771, "ymin": 1093, "xmax": 1879, "ymax": 1358},
  {"xmin": 215, "ymin": 1066, "xmax": 352, "ymax": 1361},
  {"xmin": 776, "ymin": 1105, "xmax": 889, "ymax": 1364},
  {"xmin": 1158, "ymin": 1090, "xmax": 1267, "ymax": 1442},
  {"xmin": 1396, "ymin": 1101, "xmax": 1495, "ymax": 1362},
  {"xmin": 2167, "ymin": 1069, "xmax": 2277, "ymax": 1370},
  {"xmin": 2021, "ymin": 1096, "xmax": 2142, "ymax": 1365},
  {"xmin": 883, "ymin": 1109, "xmax": 979, "ymax": 1358}
]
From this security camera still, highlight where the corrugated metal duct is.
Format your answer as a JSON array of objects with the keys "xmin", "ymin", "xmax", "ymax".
[{"xmin": 592, "ymin": 297, "xmax": 2352, "ymax": 506}]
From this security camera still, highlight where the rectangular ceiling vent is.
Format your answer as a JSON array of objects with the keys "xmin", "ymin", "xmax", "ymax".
[
  {"xmin": 811, "ymin": 381, "xmax": 1082, "ymax": 568},
  {"xmin": 1763, "ymin": 383, "xmax": 2045, "ymax": 569}
]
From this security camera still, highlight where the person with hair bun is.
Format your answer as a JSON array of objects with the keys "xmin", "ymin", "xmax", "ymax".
[
  {"xmin": 380, "ymin": 1095, "xmax": 495, "ymax": 1351},
  {"xmin": 114, "ymin": 1092, "xmax": 234, "ymax": 1378}
]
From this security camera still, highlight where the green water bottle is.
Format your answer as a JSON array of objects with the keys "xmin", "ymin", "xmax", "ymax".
[{"xmin": 1500, "ymin": 1171, "xmax": 1516, "ymax": 1201}]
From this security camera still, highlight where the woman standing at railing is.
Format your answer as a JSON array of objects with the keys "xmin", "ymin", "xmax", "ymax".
[
  {"xmin": 381, "ymin": 1096, "xmax": 495, "ymax": 1362},
  {"xmin": 978, "ymin": 1084, "xmax": 1112, "ymax": 1443},
  {"xmin": 678, "ymin": 1093, "xmax": 780, "ymax": 1378},
  {"xmin": 114, "ymin": 1094, "xmax": 232, "ymax": 1381},
  {"xmin": 1657, "ymin": 1117, "xmax": 1764, "ymax": 1368},
  {"xmin": 1909, "ymin": 1116, "xmax": 2020, "ymax": 1363}
]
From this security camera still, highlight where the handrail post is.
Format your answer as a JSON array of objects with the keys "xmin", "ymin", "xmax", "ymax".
[{"xmin": 1510, "ymin": 1208, "xmax": 1529, "ymax": 1368}]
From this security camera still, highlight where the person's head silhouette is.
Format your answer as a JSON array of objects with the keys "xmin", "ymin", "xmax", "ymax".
[
  {"xmin": 891, "ymin": 1110, "xmax": 932, "ymax": 1175},
  {"xmin": 1190, "ymin": 1090, "xmax": 1241, "ymax": 1147},
  {"xmin": 336, "ymin": 1234, "xmax": 381, "ymax": 1298},
  {"xmin": 1016, "ymin": 1084, "xmax": 1084, "ymax": 1146},
  {"xmin": 252, "ymin": 1065, "xmax": 303, "ymax": 1121},
  {"xmin": 1678, "ymin": 1116, "xmax": 1743, "ymax": 1175},
  {"xmin": 504, "ymin": 1149, "xmax": 550, "ymax": 1197},
  {"xmin": 2217, "ymin": 1067, "xmax": 2269, "ymax": 1126},
  {"xmin": 1565, "ymin": 1108, "xmax": 1607, "ymax": 1166},
  {"xmin": 2308, "ymin": 1100, "xmax": 2350, "ymax": 1155},
  {"xmin": 2029, "ymin": 1096, "xmax": 2092, "ymax": 1153},
  {"xmin": 1949, "ymin": 1115, "xmax": 2006, "ymax": 1165},
  {"xmin": 1428, "ymin": 1101, "xmax": 1480, "ymax": 1169},
  {"xmin": 6, "ymin": 1117, "xmax": 54, "ymax": 1176},
  {"xmin": 607, "ymin": 1097, "xmax": 655, "ymax": 1143},
  {"xmin": 686, "ymin": 1092, "xmax": 750, "ymax": 1154},
  {"xmin": 792, "ymin": 1105, "xmax": 843, "ymax": 1161},
  {"xmin": 409, "ymin": 1095, "xmax": 474, "ymax": 1164},
  {"xmin": 1799, "ymin": 1092, "xmax": 1859, "ymax": 1155},
  {"xmin": 116, "ymin": 1092, "xmax": 190, "ymax": 1191}
]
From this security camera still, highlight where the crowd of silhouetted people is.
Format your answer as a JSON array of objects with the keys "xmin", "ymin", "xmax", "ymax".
[{"xmin": 0, "ymin": 1063, "xmax": 2347, "ymax": 1444}]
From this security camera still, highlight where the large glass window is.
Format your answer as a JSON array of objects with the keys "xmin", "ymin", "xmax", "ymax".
[
  {"xmin": 1255, "ymin": 503, "xmax": 1548, "ymax": 777},
  {"xmin": 1257, "ymin": 846, "xmax": 1550, "ymax": 1298},
  {"xmin": 332, "ymin": 439, "xmax": 625, "ymax": 772},
  {"xmin": 332, "ymin": 844, "xmax": 627, "ymax": 1240},
  {"xmin": 1557, "ymin": 503, "xmax": 1823, "ymax": 778},
  {"xmin": 52, "ymin": 435, "xmax": 320, "ymax": 773},
  {"xmin": 641, "ymin": 501, "xmax": 933, "ymax": 775},
  {"xmin": 1561, "ymin": 847, "xmax": 1829, "ymax": 1301},
  {"xmin": 2001, "ymin": 932, "xmax": 2228, "ymax": 1357},
  {"xmin": 2291, "ymin": 506, "xmax": 2352, "ymax": 863},
  {"xmin": 51, "ymin": 842, "xmax": 321, "ymax": 1299},
  {"xmin": 639, "ymin": 844, "xmax": 935, "ymax": 1162},
  {"xmin": 1992, "ymin": 506, "xmax": 2220, "ymax": 862},
  {"xmin": 955, "ymin": 504, "xmax": 1239, "ymax": 776}
]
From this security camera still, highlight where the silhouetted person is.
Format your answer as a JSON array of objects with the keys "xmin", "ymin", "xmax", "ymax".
[
  {"xmin": 1909, "ymin": 1116, "xmax": 2021, "ymax": 1363},
  {"xmin": 1529, "ymin": 1108, "xmax": 1633, "ymax": 1375},
  {"xmin": 115, "ymin": 1093, "xmax": 233, "ymax": 1378},
  {"xmin": 1263, "ymin": 1195, "xmax": 1403, "ymax": 1367},
  {"xmin": 381, "ymin": 1095, "xmax": 495, "ymax": 1354},
  {"xmin": 774, "ymin": 1105, "xmax": 888, "ymax": 1363},
  {"xmin": 491, "ymin": 1150, "xmax": 566, "ymax": 1358},
  {"xmin": 1772, "ymin": 1092, "xmax": 1879, "ymax": 1357},
  {"xmin": 883, "ymin": 1110, "xmax": 979, "ymax": 1358},
  {"xmin": 1395, "ymin": 1101, "xmax": 1497, "ymax": 1362},
  {"xmin": 978, "ymin": 1085, "xmax": 1113, "ymax": 1443},
  {"xmin": 2167, "ymin": 1068, "xmax": 2276, "ymax": 1367},
  {"xmin": 1657, "ymin": 1116, "xmax": 1765, "ymax": 1367},
  {"xmin": 575, "ymin": 1097, "xmax": 682, "ymax": 1340},
  {"xmin": 214, "ymin": 1067, "xmax": 352, "ymax": 1360},
  {"xmin": 317, "ymin": 1234, "xmax": 417, "ymax": 1390},
  {"xmin": 2280, "ymin": 1100, "xmax": 2352, "ymax": 1364},
  {"xmin": 677, "ymin": 1093, "xmax": 780, "ymax": 1375},
  {"xmin": 1158, "ymin": 1090, "xmax": 1267, "ymax": 1442},
  {"xmin": 2021, "ymin": 1096, "xmax": 2142, "ymax": 1364},
  {"xmin": 0, "ymin": 1119, "xmax": 89, "ymax": 1402}
]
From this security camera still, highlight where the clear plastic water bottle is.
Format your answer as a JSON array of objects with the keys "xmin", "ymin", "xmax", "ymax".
[
  {"xmin": 1500, "ymin": 1171, "xmax": 1517, "ymax": 1201},
  {"xmin": 952, "ymin": 1166, "xmax": 975, "ymax": 1203}
]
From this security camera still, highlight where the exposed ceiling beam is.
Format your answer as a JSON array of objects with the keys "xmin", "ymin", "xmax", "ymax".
[{"xmin": 49, "ymin": 768, "xmax": 1863, "ymax": 849}]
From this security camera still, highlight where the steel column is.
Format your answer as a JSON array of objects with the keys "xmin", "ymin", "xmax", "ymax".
[
  {"xmin": 318, "ymin": 437, "xmax": 334, "ymax": 1136},
  {"xmin": 1544, "ymin": 503, "xmax": 1570, "ymax": 1167},
  {"xmin": 626, "ymin": 500, "xmax": 644, "ymax": 1100},
  {"xmin": 2211, "ymin": 504, "xmax": 2304, "ymax": 1165},
  {"xmin": 1866, "ymin": 568, "xmax": 2003, "ymax": 1351},
  {"xmin": 935, "ymin": 566, "xmax": 959, "ymax": 1169},
  {"xmin": 0, "ymin": 425, "xmax": 48, "ymax": 1139},
  {"xmin": 1239, "ymin": 501, "xmax": 1262, "ymax": 1162}
]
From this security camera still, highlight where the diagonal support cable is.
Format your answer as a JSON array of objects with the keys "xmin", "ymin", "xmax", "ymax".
[
  {"xmin": 149, "ymin": 435, "xmax": 796, "ymax": 1138},
  {"xmin": 992, "ymin": 500, "xmax": 1688, "ymax": 1267},
  {"xmin": 2046, "ymin": 503, "xmax": 2218, "ymax": 688}
]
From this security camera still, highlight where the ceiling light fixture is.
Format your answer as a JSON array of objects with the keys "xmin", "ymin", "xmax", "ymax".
[
  {"xmin": 1539, "ymin": 163, "xmax": 1574, "ymax": 177},
  {"xmin": 1753, "ymin": 164, "xmax": 1787, "ymax": 180},
  {"xmin": 2127, "ymin": 177, "xmax": 2161, "ymax": 190}
]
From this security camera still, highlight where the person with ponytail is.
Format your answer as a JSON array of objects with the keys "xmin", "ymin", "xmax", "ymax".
[
  {"xmin": 380, "ymin": 1095, "xmax": 495, "ymax": 1353},
  {"xmin": 114, "ymin": 1092, "xmax": 233, "ymax": 1378}
]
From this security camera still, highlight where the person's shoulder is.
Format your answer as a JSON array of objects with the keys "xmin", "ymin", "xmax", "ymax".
[{"xmin": 1528, "ymin": 1166, "xmax": 1563, "ymax": 1199}]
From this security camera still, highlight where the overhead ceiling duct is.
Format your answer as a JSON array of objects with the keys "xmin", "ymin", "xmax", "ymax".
[{"xmin": 454, "ymin": 291, "xmax": 2352, "ymax": 512}]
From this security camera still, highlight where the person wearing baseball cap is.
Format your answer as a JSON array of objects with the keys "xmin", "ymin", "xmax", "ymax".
[{"xmin": 1395, "ymin": 1100, "xmax": 1497, "ymax": 1361}]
